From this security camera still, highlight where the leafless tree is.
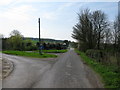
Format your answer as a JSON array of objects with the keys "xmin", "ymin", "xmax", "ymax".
[{"xmin": 92, "ymin": 10, "xmax": 109, "ymax": 50}]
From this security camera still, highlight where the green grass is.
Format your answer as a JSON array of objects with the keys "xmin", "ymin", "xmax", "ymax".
[
  {"xmin": 42, "ymin": 49, "xmax": 68, "ymax": 53},
  {"xmin": 75, "ymin": 50, "xmax": 120, "ymax": 88},
  {"xmin": 35, "ymin": 49, "xmax": 67, "ymax": 53},
  {"xmin": 2, "ymin": 51, "xmax": 57, "ymax": 58}
]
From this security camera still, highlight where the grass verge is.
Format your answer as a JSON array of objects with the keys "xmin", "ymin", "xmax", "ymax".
[
  {"xmin": 2, "ymin": 51, "xmax": 57, "ymax": 58},
  {"xmin": 35, "ymin": 49, "xmax": 68, "ymax": 53},
  {"xmin": 75, "ymin": 50, "xmax": 120, "ymax": 88},
  {"xmin": 43, "ymin": 49, "xmax": 68, "ymax": 53}
]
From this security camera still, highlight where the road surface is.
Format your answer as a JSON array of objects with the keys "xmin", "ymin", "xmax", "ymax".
[{"xmin": 2, "ymin": 50, "xmax": 103, "ymax": 88}]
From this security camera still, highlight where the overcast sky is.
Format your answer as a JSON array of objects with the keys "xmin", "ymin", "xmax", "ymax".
[{"xmin": 0, "ymin": 0, "xmax": 118, "ymax": 41}]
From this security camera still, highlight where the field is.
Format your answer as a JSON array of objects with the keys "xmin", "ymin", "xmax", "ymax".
[
  {"xmin": 75, "ymin": 50, "xmax": 120, "ymax": 88},
  {"xmin": 2, "ymin": 51, "xmax": 57, "ymax": 58}
]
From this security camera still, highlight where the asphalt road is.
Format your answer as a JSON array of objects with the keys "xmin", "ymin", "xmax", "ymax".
[
  {"xmin": 2, "ymin": 53, "xmax": 57, "ymax": 88},
  {"xmin": 2, "ymin": 49, "xmax": 103, "ymax": 88}
]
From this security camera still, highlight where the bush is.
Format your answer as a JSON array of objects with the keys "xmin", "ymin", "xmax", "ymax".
[
  {"xmin": 85, "ymin": 49, "xmax": 120, "ymax": 67},
  {"xmin": 25, "ymin": 45, "xmax": 37, "ymax": 51},
  {"xmin": 86, "ymin": 49, "xmax": 104, "ymax": 62}
]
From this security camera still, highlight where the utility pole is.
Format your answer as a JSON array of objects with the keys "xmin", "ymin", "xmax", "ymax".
[{"xmin": 38, "ymin": 18, "xmax": 42, "ymax": 55}]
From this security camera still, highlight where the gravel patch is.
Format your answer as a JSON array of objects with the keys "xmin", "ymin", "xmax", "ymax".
[{"xmin": 1, "ymin": 58, "xmax": 14, "ymax": 79}]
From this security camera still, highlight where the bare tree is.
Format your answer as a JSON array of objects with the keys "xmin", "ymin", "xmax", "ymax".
[
  {"xmin": 92, "ymin": 10, "xmax": 109, "ymax": 50},
  {"xmin": 103, "ymin": 24, "xmax": 113, "ymax": 50},
  {"xmin": 10, "ymin": 30, "xmax": 23, "ymax": 37},
  {"xmin": 113, "ymin": 16, "xmax": 120, "ymax": 51}
]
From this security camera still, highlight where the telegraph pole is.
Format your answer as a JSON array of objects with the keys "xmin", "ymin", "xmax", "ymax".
[{"xmin": 38, "ymin": 18, "xmax": 42, "ymax": 55}]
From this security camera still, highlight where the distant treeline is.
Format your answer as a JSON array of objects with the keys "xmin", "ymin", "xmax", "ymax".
[
  {"xmin": 23, "ymin": 37, "xmax": 64, "ymax": 43},
  {"xmin": 2, "ymin": 30, "xmax": 70, "ymax": 51}
]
